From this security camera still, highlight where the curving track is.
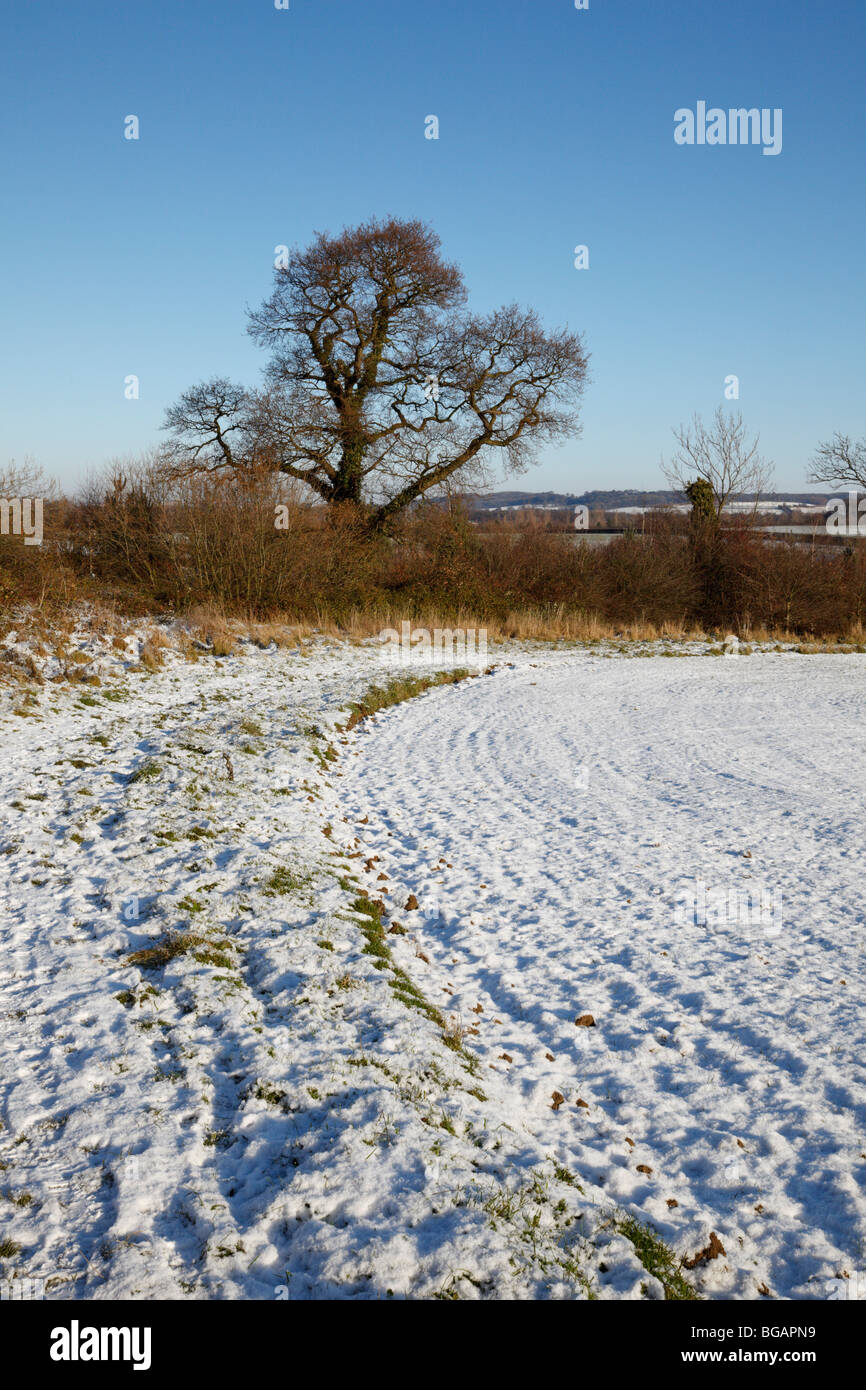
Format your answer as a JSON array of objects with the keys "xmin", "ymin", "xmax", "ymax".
[{"xmin": 339, "ymin": 652, "xmax": 866, "ymax": 1298}]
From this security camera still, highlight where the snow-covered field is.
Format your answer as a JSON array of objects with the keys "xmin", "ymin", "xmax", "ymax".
[{"xmin": 1, "ymin": 630, "xmax": 864, "ymax": 1300}]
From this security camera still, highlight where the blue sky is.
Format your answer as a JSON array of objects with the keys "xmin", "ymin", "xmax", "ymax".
[{"xmin": 1, "ymin": 0, "xmax": 863, "ymax": 493}]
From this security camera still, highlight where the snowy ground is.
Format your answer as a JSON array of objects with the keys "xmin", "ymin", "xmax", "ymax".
[{"xmin": 1, "ymin": 629, "xmax": 864, "ymax": 1300}]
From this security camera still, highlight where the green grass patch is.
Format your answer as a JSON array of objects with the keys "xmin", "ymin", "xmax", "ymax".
[
  {"xmin": 554, "ymin": 1164, "xmax": 584, "ymax": 1194},
  {"xmin": 616, "ymin": 1215, "xmax": 701, "ymax": 1301},
  {"xmin": 192, "ymin": 947, "xmax": 235, "ymax": 969},
  {"xmin": 203, "ymin": 1130, "xmax": 230, "ymax": 1149},
  {"xmin": 254, "ymin": 1084, "xmax": 287, "ymax": 1107},
  {"xmin": 128, "ymin": 759, "xmax": 162, "ymax": 784},
  {"xmin": 342, "ymin": 669, "xmax": 477, "ymax": 731},
  {"xmin": 351, "ymin": 895, "xmax": 391, "ymax": 969},
  {"xmin": 264, "ymin": 864, "xmax": 313, "ymax": 896},
  {"xmin": 348, "ymin": 896, "xmax": 480, "ymax": 1074},
  {"xmin": 176, "ymin": 895, "xmax": 204, "ymax": 914}
]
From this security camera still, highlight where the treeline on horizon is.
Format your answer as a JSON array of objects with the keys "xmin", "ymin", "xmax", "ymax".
[
  {"xmin": 467, "ymin": 488, "xmax": 834, "ymax": 511},
  {"xmin": 1, "ymin": 464, "xmax": 865, "ymax": 640}
]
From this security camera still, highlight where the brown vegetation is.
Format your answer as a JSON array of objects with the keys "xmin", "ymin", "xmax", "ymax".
[{"xmin": 2, "ymin": 463, "xmax": 866, "ymax": 642}]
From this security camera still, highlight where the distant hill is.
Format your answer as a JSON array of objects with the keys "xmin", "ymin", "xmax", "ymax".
[{"xmin": 458, "ymin": 489, "xmax": 831, "ymax": 511}]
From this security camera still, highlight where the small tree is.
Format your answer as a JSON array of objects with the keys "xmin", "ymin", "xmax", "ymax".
[
  {"xmin": 662, "ymin": 408, "xmax": 773, "ymax": 519},
  {"xmin": 808, "ymin": 432, "xmax": 866, "ymax": 492},
  {"xmin": 162, "ymin": 217, "xmax": 589, "ymax": 528}
]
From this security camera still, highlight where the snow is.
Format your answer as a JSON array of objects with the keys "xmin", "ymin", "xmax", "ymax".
[{"xmin": 1, "ymin": 628, "xmax": 864, "ymax": 1300}]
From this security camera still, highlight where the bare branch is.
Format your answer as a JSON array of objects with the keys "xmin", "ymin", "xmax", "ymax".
[{"xmin": 808, "ymin": 432, "xmax": 866, "ymax": 491}]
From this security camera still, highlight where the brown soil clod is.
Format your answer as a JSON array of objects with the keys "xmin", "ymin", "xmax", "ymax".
[{"xmin": 683, "ymin": 1231, "xmax": 727, "ymax": 1269}]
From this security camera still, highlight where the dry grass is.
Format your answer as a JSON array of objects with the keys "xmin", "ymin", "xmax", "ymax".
[
  {"xmin": 125, "ymin": 930, "xmax": 236, "ymax": 971},
  {"xmin": 184, "ymin": 604, "xmax": 239, "ymax": 657},
  {"xmin": 270, "ymin": 606, "xmax": 866, "ymax": 648},
  {"xmin": 263, "ymin": 605, "xmax": 707, "ymax": 646},
  {"xmin": 247, "ymin": 621, "xmax": 298, "ymax": 650},
  {"xmin": 126, "ymin": 931, "xmax": 208, "ymax": 970},
  {"xmin": 441, "ymin": 1014, "xmax": 469, "ymax": 1049},
  {"xmin": 4, "ymin": 598, "xmax": 866, "ymax": 692},
  {"xmin": 138, "ymin": 640, "xmax": 164, "ymax": 671}
]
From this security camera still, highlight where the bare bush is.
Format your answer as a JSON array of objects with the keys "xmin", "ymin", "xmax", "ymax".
[{"xmin": 3, "ymin": 449, "xmax": 865, "ymax": 641}]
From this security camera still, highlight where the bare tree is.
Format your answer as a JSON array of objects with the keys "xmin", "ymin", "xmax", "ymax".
[
  {"xmin": 662, "ymin": 407, "xmax": 773, "ymax": 519},
  {"xmin": 0, "ymin": 455, "xmax": 52, "ymax": 499},
  {"xmin": 163, "ymin": 217, "xmax": 589, "ymax": 527},
  {"xmin": 808, "ymin": 432, "xmax": 866, "ymax": 492},
  {"xmin": 161, "ymin": 378, "xmax": 251, "ymax": 476}
]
